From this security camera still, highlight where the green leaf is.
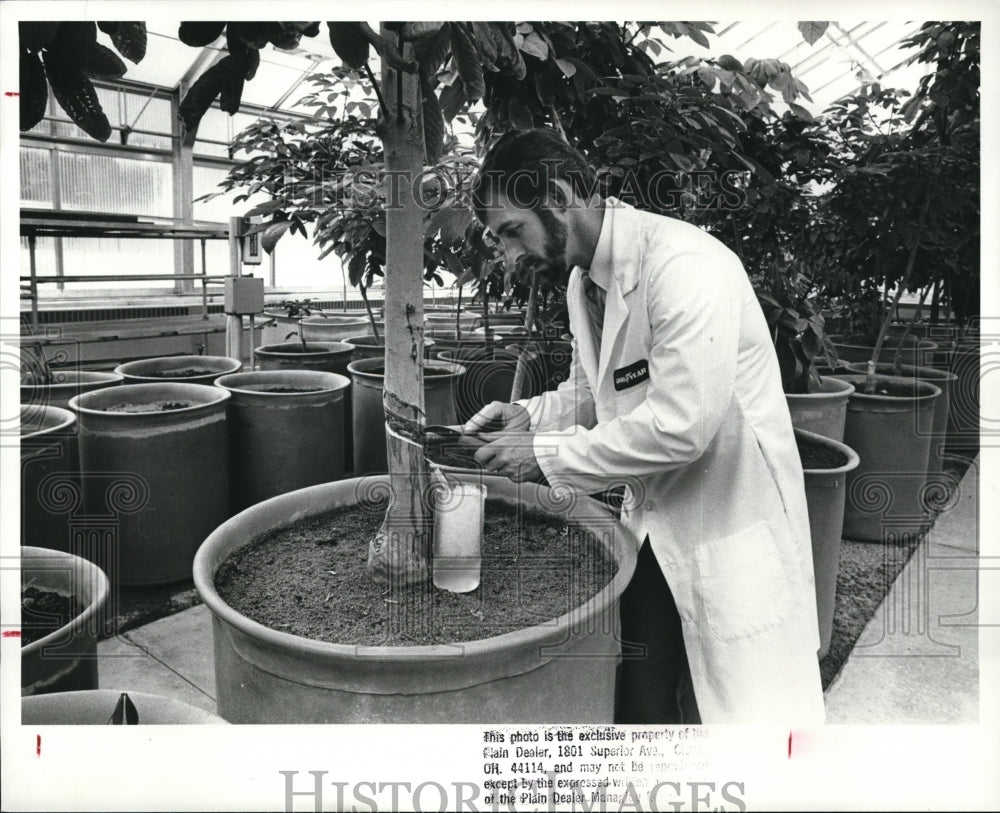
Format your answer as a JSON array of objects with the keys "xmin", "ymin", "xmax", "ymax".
[
  {"xmin": 218, "ymin": 55, "xmax": 246, "ymax": 115},
  {"xmin": 261, "ymin": 220, "xmax": 295, "ymax": 253},
  {"xmin": 178, "ymin": 22, "xmax": 225, "ymax": 48},
  {"xmin": 797, "ymin": 21, "xmax": 829, "ymax": 46},
  {"xmin": 19, "ymin": 50, "xmax": 48, "ymax": 132},
  {"xmin": 788, "ymin": 102, "xmax": 814, "ymax": 122},
  {"xmin": 19, "ymin": 21, "xmax": 59, "ymax": 51},
  {"xmin": 328, "ymin": 22, "xmax": 369, "ymax": 70},
  {"xmin": 108, "ymin": 692, "xmax": 139, "ymax": 725},
  {"xmin": 415, "ymin": 24, "xmax": 452, "ymax": 75},
  {"xmin": 555, "ymin": 58, "xmax": 576, "ymax": 77},
  {"xmin": 83, "ymin": 41, "xmax": 128, "ymax": 79},
  {"xmin": 520, "ymin": 31, "xmax": 548, "ymax": 60},
  {"xmin": 716, "ymin": 54, "xmax": 743, "ymax": 72},
  {"xmin": 449, "ymin": 23, "xmax": 485, "ymax": 103},
  {"xmin": 178, "ymin": 58, "xmax": 228, "ymax": 132},
  {"xmin": 42, "ymin": 50, "xmax": 112, "ymax": 141},
  {"xmin": 400, "ymin": 22, "xmax": 444, "ymax": 41},
  {"xmin": 107, "ymin": 22, "xmax": 146, "ymax": 63}
]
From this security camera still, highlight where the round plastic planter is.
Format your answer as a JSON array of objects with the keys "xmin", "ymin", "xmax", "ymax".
[
  {"xmin": 21, "ymin": 546, "xmax": 109, "ymax": 696},
  {"xmin": 843, "ymin": 362, "xmax": 958, "ymax": 477},
  {"xmin": 68, "ymin": 383, "xmax": 231, "ymax": 586},
  {"xmin": 193, "ymin": 474, "xmax": 638, "ymax": 723},
  {"xmin": 341, "ymin": 335, "xmax": 438, "ymax": 363},
  {"xmin": 947, "ymin": 336, "xmax": 979, "ymax": 453},
  {"xmin": 259, "ymin": 309, "xmax": 303, "ymax": 346},
  {"xmin": 505, "ymin": 340, "xmax": 574, "ymax": 391},
  {"xmin": 829, "ymin": 374, "xmax": 941, "ymax": 543},
  {"xmin": 299, "ymin": 316, "xmax": 372, "ymax": 342},
  {"xmin": 255, "ymin": 341, "xmax": 354, "ymax": 374},
  {"xmin": 437, "ymin": 346, "xmax": 542, "ymax": 424},
  {"xmin": 215, "ymin": 370, "xmax": 351, "ymax": 512},
  {"xmin": 20, "ymin": 370, "xmax": 123, "ymax": 411},
  {"xmin": 255, "ymin": 342, "xmax": 356, "ymax": 469},
  {"xmin": 347, "ymin": 358, "xmax": 465, "ymax": 475},
  {"xmin": 21, "ymin": 405, "xmax": 79, "ymax": 553},
  {"xmin": 796, "ymin": 428, "xmax": 860, "ymax": 658},
  {"xmin": 22, "ymin": 690, "xmax": 227, "ymax": 724},
  {"xmin": 115, "ymin": 355, "xmax": 241, "ymax": 384},
  {"xmin": 424, "ymin": 311, "xmax": 481, "ymax": 331},
  {"xmin": 830, "ymin": 335, "xmax": 940, "ymax": 369},
  {"xmin": 785, "ymin": 376, "xmax": 856, "ymax": 442}
]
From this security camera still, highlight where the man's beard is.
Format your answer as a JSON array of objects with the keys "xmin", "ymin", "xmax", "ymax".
[{"xmin": 520, "ymin": 207, "xmax": 568, "ymax": 284}]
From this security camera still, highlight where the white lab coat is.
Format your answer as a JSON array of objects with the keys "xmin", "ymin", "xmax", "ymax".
[{"xmin": 519, "ymin": 199, "xmax": 825, "ymax": 724}]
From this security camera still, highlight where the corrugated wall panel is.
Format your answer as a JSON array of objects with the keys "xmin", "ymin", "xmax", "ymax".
[{"xmin": 58, "ymin": 151, "xmax": 172, "ymax": 216}]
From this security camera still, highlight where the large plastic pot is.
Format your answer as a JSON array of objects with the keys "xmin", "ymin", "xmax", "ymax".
[
  {"xmin": 21, "ymin": 546, "xmax": 109, "ymax": 696},
  {"xmin": 68, "ymin": 383, "xmax": 231, "ymax": 586},
  {"xmin": 193, "ymin": 474, "xmax": 638, "ymax": 723},
  {"xmin": 215, "ymin": 370, "xmax": 351, "ymax": 512},
  {"xmin": 255, "ymin": 342, "xmax": 355, "ymax": 469},
  {"xmin": 20, "ymin": 405, "xmax": 79, "ymax": 553},
  {"xmin": 796, "ymin": 429, "xmax": 861, "ymax": 658},
  {"xmin": 436, "ymin": 346, "xmax": 542, "ymax": 424},
  {"xmin": 830, "ymin": 335, "xmax": 941, "ymax": 369},
  {"xmin": 341, "ymin": 335, "xmax": 438, "ymax": 363},
  {"xmin": 506, "ymin": 340, "xmax": 574, "ymax": 391},
  {"xmin": 299, "ymin": 316, "xmax": 372, "ymax": 342},
  {"xmin": 424, "ymin": 311, "xmax": 481, "ymax": 331},
  {"xmin": 347, "ymin": 358, "xmax": 465, "ymax": 475},
  {"xmin": 115, "ymin": 355, "xmax": 241, "ymax": 384},
  {"xmin": 259, "ymin": 309, "xmax": 300, "ymax": 346},
  {"xmin": 843, "ymin": 362, "xmax": 958, "ymax": 476},
  {"xmin": 22, "ymin": 690, "xmax": 227, "ymax": 724},
  {"xmin": 829, "ymin": 374, "xmax": 941, "ymax": 542},
  {"xmin": 947, "ymin": 336, "xmax": 979, "ymax": 453},
  {"xmin": 785, "ymin": 376, "xmax": 855, "ymax": 442},
  {"xmin": 20, "ymin": 370, "xmax": 123, "ymax": 411}
]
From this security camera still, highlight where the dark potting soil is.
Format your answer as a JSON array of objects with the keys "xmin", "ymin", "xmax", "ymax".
[
  {"xmin": 797, "ymin": 438, "xmax": 848, "ymax": 470},
  {"xmin": 214, "ymin": 499, "xmax": 618, "ymax": 647},
  {"xmin": 21, "ymin": 585, "xmax": 84, "ymax": 646},
  {"xmin": 364, "ymin": 364, "xmax": 456, "ymax": 377},
  {"xmin": 424, "ymin": 438, "xmax": 484, "ymax": 471},
  {"xmin": 104, "ymin": 401, "xmax": 192, "ymax": 412},
  {"xmin": 257, "ymin": 386, "xmax": 324, "ymax": 394},
  {"xmin": 141, "ymin": 368, "xmax": 214, "ymax": 378}
]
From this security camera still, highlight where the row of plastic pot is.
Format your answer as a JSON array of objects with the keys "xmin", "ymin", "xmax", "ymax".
[
  {"xmin": 20, "ymin": 338, "xmax": 573, "ymax": 586},
  {"xmin": 783, "ymin": 352, "xmax": 971, "ymax": 657}
]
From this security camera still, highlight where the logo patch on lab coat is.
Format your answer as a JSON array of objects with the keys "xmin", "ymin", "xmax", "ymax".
[{"xmin": 614, "ymin": 359, "xmax": 650, "ymax": 391}]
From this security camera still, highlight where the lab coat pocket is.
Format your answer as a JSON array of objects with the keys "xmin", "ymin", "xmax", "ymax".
[{"xmin": 696, "ymin": 520, "xmax": 795, "ymax": 643}]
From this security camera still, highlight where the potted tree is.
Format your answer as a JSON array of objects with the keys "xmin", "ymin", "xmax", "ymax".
[{"xmin": 24, "ymin": 18, "xmax": 820, "ymax": 723}]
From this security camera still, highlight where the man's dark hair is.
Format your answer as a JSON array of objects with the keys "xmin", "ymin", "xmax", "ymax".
[{"xmin": 471, "ymin": 128, "xmax": 599, "ymax": 223}]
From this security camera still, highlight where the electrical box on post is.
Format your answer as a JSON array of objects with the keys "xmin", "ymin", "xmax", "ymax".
[
  {"xmin": 239, "ymin": 215, "xmax": 264, "ymax": 265},
  {"xmin": 224, "ymin": 276, "xmax": 265, "ymax": 315}
]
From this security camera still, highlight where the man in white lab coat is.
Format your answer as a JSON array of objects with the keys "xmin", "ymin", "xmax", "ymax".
[{"xmin": 467, "ymin": 129, "xmax": 825, "ymax": 725}]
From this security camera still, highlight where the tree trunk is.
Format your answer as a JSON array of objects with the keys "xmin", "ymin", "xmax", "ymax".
[{"xmin": 366, "ymin": 30, "xmax": 432, "ymax": 589}]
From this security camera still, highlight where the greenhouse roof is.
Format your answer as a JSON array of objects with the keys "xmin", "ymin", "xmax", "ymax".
[{"xmin": 103, "ymin": 20, "xmax": 932, "ymax": 118}]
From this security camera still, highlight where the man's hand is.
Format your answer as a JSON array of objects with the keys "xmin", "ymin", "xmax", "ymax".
[
  {"xmin": 462, "ymin": 401, "xmax": 530, "ymax": 434},
  {"xmin": 474, "ymin": 432, "xmax": 543, "ymax": 483}
]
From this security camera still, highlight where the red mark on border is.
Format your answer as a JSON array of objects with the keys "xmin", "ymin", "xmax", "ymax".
[
  {"xmin": 2, "ymin": 630, "xmax": 21, "ymax": 638},
  {"xmin": 4, "ymin": 91, "xmax": 20, "ymax": 97},
  {"xmin": 787, "ymin": 731, "xmax": 793, "ymax": 758},
  {"xmin": 37, "ymin": 735, "xmax": 41, "ymax": 757}
]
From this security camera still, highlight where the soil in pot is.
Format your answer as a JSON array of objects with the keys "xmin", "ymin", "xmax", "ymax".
[
  {"xmin": 103, "ymin": 400, "xmax": 192, "ymax": 412},
  {"xmin": 139, "ymin": 367, "xmax": 215, "ymax": 378},
  {"xmin": 255, "ymin": 386, "xmax": 323, "ymax": 394},
  {"xmin": 855, "ymin": 380, "xmax": 926, "ymax": 399},
  {"xmin": 21, "ymin": 585, "xmax": 85, "ymax": 647},
  {"xmin": 425, "ymin": 438, "xmax": 484, "ymax": 471},
  {"xmin": 214, "ymin": 499, "xmax": 617, "ymax": 647},
  {"xmin": 797, "ymin": 438, "xmax": 848, "ymax": 470}
]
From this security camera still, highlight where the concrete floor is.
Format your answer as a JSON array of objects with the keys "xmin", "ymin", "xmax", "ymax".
[{"xmin": 96, "ymin": 457, "xmax": 982, "ymax": 724}]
